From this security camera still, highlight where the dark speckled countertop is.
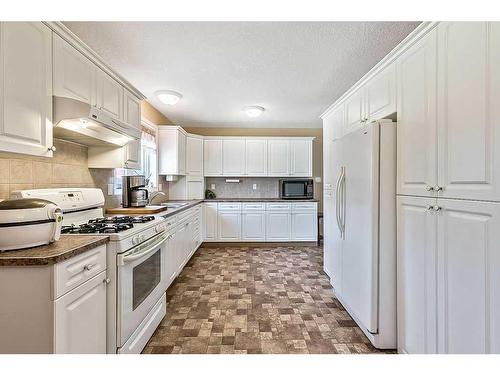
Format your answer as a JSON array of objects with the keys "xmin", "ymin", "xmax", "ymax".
[{"xmin": 0, "ymin": 235, "xmax": 109, "ymax": 266}]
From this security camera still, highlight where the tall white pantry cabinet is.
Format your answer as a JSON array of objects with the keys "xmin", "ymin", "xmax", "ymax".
[{"xmin": 396, "ymin": 22, "xmax": 500, "ymax": 353}]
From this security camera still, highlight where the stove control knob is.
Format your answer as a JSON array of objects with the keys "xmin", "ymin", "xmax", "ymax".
[
  {"xmin": 140, "ymin": 234, "xmax": 146, "ymax": 242},
  {"xmin": 132, "ymin": 236, "xmax": 139, "ymax": 245}
]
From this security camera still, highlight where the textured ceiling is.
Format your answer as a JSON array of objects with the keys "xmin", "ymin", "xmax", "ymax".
[{"xmin": 64, "ymin": 22, "xmax": 419, "ymax": 128}]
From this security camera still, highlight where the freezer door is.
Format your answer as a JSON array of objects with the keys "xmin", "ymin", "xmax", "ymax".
[
  {"xmin": 341, "ymin": 123, "xmax": 380, "ymax": 333},
  {"xmin": 326, "ymin": 138, "xmax": 344, "ymax": 294}
]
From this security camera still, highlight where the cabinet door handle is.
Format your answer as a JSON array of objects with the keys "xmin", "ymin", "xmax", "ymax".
[
  {"xmin": 434, "ymin": 186, "xmax": 443, "ymax": 192},
  {"xmin": 426, "ymin": 186, "xmax": 435, "ymax": 192},
  {"xmin": 48, "ymin": 146, "xmax": 57, "ymax": 152},
  {"xmin": 103, "ymin": 278, "xmax": 111, "ymax": 284}
]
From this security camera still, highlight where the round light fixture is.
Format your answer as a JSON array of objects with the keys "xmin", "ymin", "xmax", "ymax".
[
  {"xmin": 243, "ymin": 105, "xmax": 265, "ymax": 118},
  {"xmin": 155, "ymin": 90, "xmax": 183, "ymax": 105}
]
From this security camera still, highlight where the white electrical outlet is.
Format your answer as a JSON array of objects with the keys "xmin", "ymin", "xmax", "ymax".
[
  {"xmin": 158, "ymin": 183, "xmax": 163, "ymax": 191},
  {"xmin": 314, "ymin": 176, "xmax": 322, "ymax": 183},
  {"xmin": 107, "ymin": 184, "xmax": 114, "ymax": 196},
  {"xmin": 253, "ymin": 184, "xmax": 257, "ymax": 190},
  {"xmin": 211, "ymin": 184, "xmax": 215, "ymax": 190}
]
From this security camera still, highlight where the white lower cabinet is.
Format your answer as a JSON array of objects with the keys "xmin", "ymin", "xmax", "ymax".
[
  {"xmin": 397, "ymin": 195, "xmax": 500, "ymax": 354},
  {"xmin": 291, "ymin": 212, "xmax": 317, "ymax": 241},
  {"xmin": 218, "ymin": 211, "xmax": 242, "ymax": 241},
  {"xmin": 266, "ymin": 212, "xmax": 291, "ymax": 241},
  {"xmin": 203, "ymin": 201, "xmax": 317, "ymax": 242},
  {"xmin": 397, "ymin": 196, "xmax": 438, "ymax": 354},
  {"xmin": 242, "ymin": 212, "xmax": 266, "ymax": 241},
  {"xmin": 203, "ymin": 203, "xmax": 218, "ymax": 241},
  {"xmin": 54, "ymin": 271, "xmax": 108, "ymax": 354}
]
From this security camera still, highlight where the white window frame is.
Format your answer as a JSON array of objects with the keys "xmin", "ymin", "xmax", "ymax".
[{"xmin": 140, "ymin": 118, "xmax": 159, "ymax": 191}]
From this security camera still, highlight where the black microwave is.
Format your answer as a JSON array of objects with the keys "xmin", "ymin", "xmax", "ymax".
[{"xmin": 280, "ymin": 179, "xmax": 314, "ymax": 200}]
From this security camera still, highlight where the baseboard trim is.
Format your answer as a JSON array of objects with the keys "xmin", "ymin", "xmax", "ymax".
[{"xmin": 200, "ymin": 242, "xmax": 319, "ymax": 248}]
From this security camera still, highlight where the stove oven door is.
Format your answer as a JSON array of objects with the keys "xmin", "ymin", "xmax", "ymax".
[{"xmin": 117, "ymin": 231, "xmax": 170, "ymax": 347}]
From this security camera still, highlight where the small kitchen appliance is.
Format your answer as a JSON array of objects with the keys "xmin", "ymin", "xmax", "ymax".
[
  {"xmin": 279, "ymin": 179, "xmax": 314, "ymax": 199},
  {"xmin": 0, "ymin": 198, "xmax": 63, "ymax": 251},
  {"xmin": 122, "ymin": 175, "xmax": 149, "ymax": 208}
]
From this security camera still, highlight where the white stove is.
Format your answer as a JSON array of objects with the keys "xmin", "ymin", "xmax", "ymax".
[{"xmin": 13, "ymin": 188, "xmax": 168, "ymax": 354}]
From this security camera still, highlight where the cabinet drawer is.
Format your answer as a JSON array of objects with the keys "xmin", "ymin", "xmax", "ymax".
[
  {"xmin": 163, "ymin": 216, "xmax": 178, "ymax": 230},
  {"xmin": 266, "ymin": 203, "xmax": 291, "ymax": 211},
  {"xmin": 218, "ymin": 203, "xmax": 242, "ymax": 211},
  {"xmin": 53, "ymin": 244, "xmax": 107, "ymax": 299},
  {"xmin": 242, "ymin": 203, "xmax": 266, "ymax": 211},
  {"xmin": 292, "ymin": 202, "xmax": 317, "ymax": 212}
]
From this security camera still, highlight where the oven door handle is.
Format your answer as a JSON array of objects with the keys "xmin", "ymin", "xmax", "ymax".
[{"xmin": 119, "ymin": 233, "xmax": 171, "ymax": 264}]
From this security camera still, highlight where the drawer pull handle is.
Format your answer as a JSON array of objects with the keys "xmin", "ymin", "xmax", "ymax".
[
  {"xmin": 83, "ymin": 264, "xmax": 94, "ymax": 271},
  {"xmin": 103, "ymin": 278, "xmax": 111, "ymax": 284}
]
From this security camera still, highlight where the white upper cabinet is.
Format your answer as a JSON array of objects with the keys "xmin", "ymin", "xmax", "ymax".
[
  {"xmin": 436, "ymin": 198, "xmax": 500, "ymax": 353},
  {"xmin": 365, "ymin": 63, "xmax": 396, "ymax": 121},
  {"xmin": 437, "ymin": 22, "xmax": 500, "ymax": 202},
  {"xmin": 290, "ymin": 139, "xmax": 312, "ymax": 177},
  {"xmin": 245, "ymin": 139, "xmax": 267, "ymax": 176},
  {"xmin": 186, "ymin": 136, "xmax": 203, "ymax": 176},
  {"xmin": 396, "ymin": 28, "xmax": 438, "ymax": 197},
  {"xmin": 158, "ymin": 126, "xmax": 186, "ymax": 175},
  {"xmin": 397, "ymin": 196, "xmax": 438, "ymax": 354},
  {"xmin": 204, "ymin": 139, "xmax": 223, "ymax": 176},
  {"xmin": 95, "ymin": 68, "xmax": 123, "ymax": 121},
  {"xmin": 53, "ymin": 34, "xmax": 94, "ymax": 104},
  {"xmin": 267, "ymin": 139, "xmax": 290, "ymax": 176},
  {"xmin": 322, "ymin": 107, "xmax": 343, "ymax": 189},
  {"xmin": 0, "ymin": 22, "xmax": 54, "ymax": 157},
  {"xmin": 222, "ymin": 139, "xmax": 245, "ymax": 176},
  {"xmin": 123, "ymin": 89, "xmax": 141, "ymax": 129},
  {"xmin": 344, "ymin": 90, "xmax": 365, "ymax": 135}
]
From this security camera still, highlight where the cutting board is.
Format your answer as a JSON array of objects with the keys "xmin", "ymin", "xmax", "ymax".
[{"xmin": 105, "ymin": 205, "xmax": 168, "ymax": 215}]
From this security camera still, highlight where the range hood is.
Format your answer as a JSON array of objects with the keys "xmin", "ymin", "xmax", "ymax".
[{"xmin": 53, "ymin": 96, "xmax": 141, "ymax": 147}]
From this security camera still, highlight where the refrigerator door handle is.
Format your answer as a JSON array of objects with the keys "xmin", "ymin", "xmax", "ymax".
[
  {"xmin": 335, "ymin": 168, "xmax": 343, "ymax": 236},
  {"xmin": 340, "ymin": 167, "xmax": 346, "ymax": 239}
]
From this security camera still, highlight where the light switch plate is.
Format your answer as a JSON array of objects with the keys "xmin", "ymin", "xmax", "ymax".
[
  {"xmin": 211, "ymin": 184, "xmax": 215, "ymax": 190},
  {"xmin": 253, "ymin": 184, "xmax": 257, "ymax": 190},
  {"xmin": 107, "ymin": 184, "xmax": 114, "ymax": 196},
  {"xmin": 158, "ymin": 183, "xmax": 163, "ymax": 191}
]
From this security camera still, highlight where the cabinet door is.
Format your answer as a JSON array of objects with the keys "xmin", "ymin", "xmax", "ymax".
[
  {"xmin": 123, "ymin": 90, "xmax": 141, "ymax": 129},
  {"xmin": 186, "ymin": 136, "xmax": 203, "ymax": 175},
  {"xmin": 245, "ymin": 139, "xmax": 267, "ymax": 176},
  {"xmin": 204, "ymin": 139, "xmax": 223, "ymax": 176},
  {"xmin": 175, "ymin": 223, "xmax": 188, "ymax": 274},
  {"xmin": 53, "ymin": 34, "xmax": 94, "ymax": 104},
  {"xmin": 165, "ymin": 233, "xmax": 177, "ymax": 289},
  {"xmin": 344, "ymin": 90, "xmax": 364, "ymax": 135},
  {"xmin": 290, "ymin": 139, "xmax": 312, "ymax": 177},
  {"xmin": 365, "ymin": 63, "xmax": 396, "ymax": 121},
  {"xmin": 0, "ymin": 22, "xmax": 54, "ymax": 157},
  {"xmin": 291, "ymin": 212, "xmax": 317, "ymax": 241},
  {"xmin": 397, "ymin": 196, "xmax": 438, "ymax": 354},
  {"xmin": 396, "ymin": 28, "xmax": 438, "ymax": 197},
  {"xmin": 218, "ymin": 211, "xmax": 241, "ymax": 241},
  {"xmin": 203, "ymin": 203, "xmax": 218, "ymax": 241},
  {"xmin": 222, "ymin": 139, "xmax": 245, "ymax": 176},
  {"xmin": 124, "ymin": 139, "xmax": 141, "ymax": 169},
  {"xmin": 242, "ymin": 212, "xmax": 266, "ymax": 241},
  {"xmin": 436, "ymin": 198, "xmax": 500, "ymax": 354},
  {"xmin": 186, "ymin": 176, "xmax": 204, "ymax": 199},
  {"xmin": 95, "ymin": 68, "xmax": 123, "ymax": 120},
  {"xmin": 266, "ymin": 212, "xmax": 291, "ymax": 241},
  {"xmin": 437, "ymin": 22, "xmax": 500, "ymax": 202},
  {"xmin": 267, "ymin": 139, "xmax": 290, "ymax": 176},
  {"xmin": 177, "ymin": 131, "xmax": 186, "ymax": 175},
  {"xmin": 54, "ymin": 272, "xmax": 107, "ymax": 354}
]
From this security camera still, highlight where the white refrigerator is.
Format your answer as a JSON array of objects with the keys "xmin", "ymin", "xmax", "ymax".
[{"xmin": 326, "ymin": 119, "xmax": 397, "ymax": 349}]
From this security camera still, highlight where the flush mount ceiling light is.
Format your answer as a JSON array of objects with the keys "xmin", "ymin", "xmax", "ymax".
[
  {"xmin": 155, "ymin": 90, "xmax": 183, "ymax": 105},
  {"xmin": 243, "ymin": 105, "xmax": 265, "ymax": 118}
]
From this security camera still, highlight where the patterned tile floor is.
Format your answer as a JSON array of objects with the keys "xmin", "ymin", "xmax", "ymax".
[{"xmin": 143, "ymin": 245, "xmax": 389, "ymax": 354}]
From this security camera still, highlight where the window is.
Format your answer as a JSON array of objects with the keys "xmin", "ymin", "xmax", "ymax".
[{"xmin": 140, "ymin": 121, "xmax": 158, "ymax": 190}]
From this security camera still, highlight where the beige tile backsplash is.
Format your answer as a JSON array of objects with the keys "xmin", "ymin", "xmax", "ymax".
[{"xmin": 0, "ymin": 139, "xmax": 112, "ymax": 204}]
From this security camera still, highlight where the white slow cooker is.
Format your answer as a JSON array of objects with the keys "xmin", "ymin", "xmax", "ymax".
[{"xmin": 0, "ymin": 198, "xmax": 63, "ymax": 251}]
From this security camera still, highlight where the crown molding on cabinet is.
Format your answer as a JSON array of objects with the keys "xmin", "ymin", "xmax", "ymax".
[
  {"xmin": 320, "ymin": 21, "xmax": 439, "ymax": 119},
  {"xmin": 43, "ymin": 21, "xmax": 146, "ymax": 100}
]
